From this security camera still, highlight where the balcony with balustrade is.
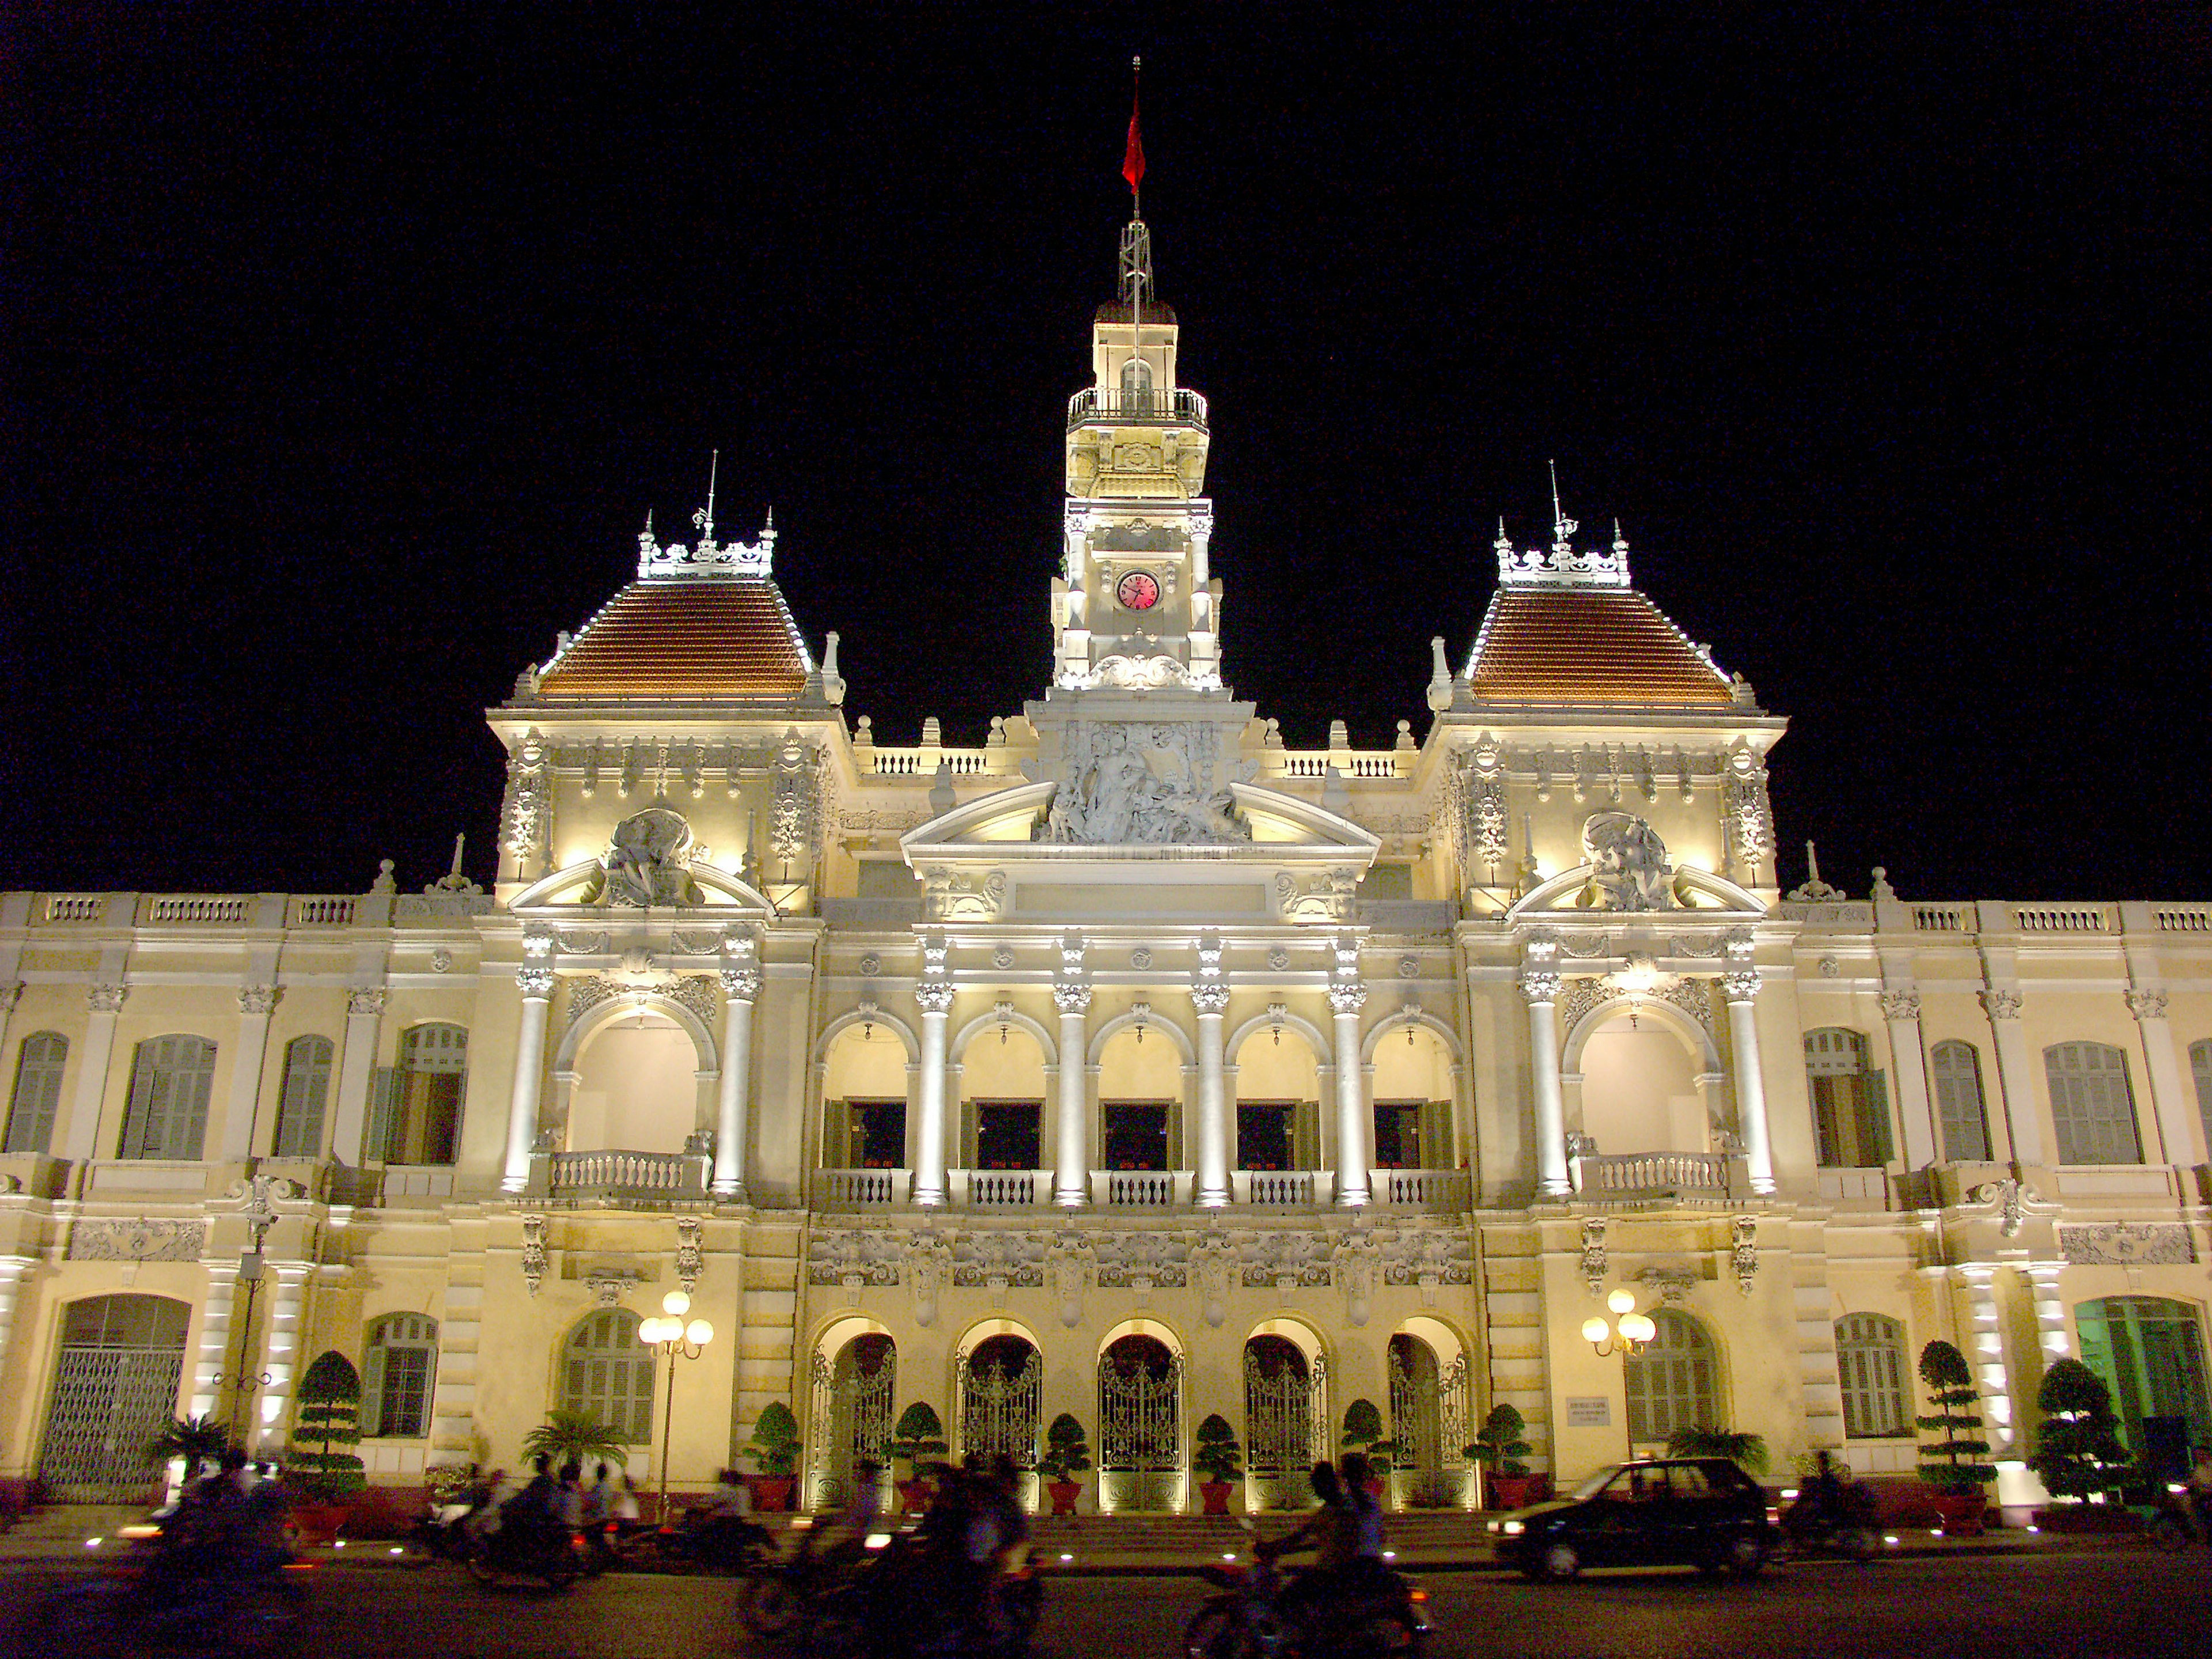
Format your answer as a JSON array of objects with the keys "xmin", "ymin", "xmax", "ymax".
[
  {"xmin": 1570, "ymin": 1149, "xmax": 1747, "ymax": 1207},
  {"xmin": 524, "ymin": 1146, "xmax": 714, "ymax": 1207},
  {"xmin": 806, "ymin": 1164, "xmax": 1469, "ymax": 1213},
  {"xmin": 1066, "ymin": 385, "xmax": 1209, "ymax": 431}
]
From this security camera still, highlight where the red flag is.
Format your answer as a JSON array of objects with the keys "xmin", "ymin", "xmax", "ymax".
[{"xmin": 1122, "ymin": 96, "xmax": 1145, "ymax": 195}]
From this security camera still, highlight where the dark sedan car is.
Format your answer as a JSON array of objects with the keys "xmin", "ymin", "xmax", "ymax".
[{"xmin": 1486, "ymin": 1458, "xmax": 1777, "ymax": 1581}]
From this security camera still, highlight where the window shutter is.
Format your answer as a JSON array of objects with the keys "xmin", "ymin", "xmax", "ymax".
[
  {"xmin": 1858, "ymin": 1071, "xmax": 1894, "ymax": 1165},
  {"xmin": 823, "ymin": 1100, "xmax": 850, "ymax": 1168},
  {"xmin": 5, "ymin": 1034, "xmax": 67, "ymax": 1155},
  {"xmin": 1168, "ymin": 1099, "xmax": 1184, "ymax": 1170},
  {"xmin": 959, "ymin": 1098, "xmax": 978, "ymax": 1167},
  {"xmin": 362, "ymin": 1341, "xmax": 389, "ymax": 1438},
  {"xmin": 1293, "ymin": 1100, "xmax": 1320, "ymax": 1172},
  {"xmin": 363, "ymin": 1067, "xmax": 402, "ymax": 1162},
  {"xmin": 1421, "ymin": 1099, "xmax": 1450, "ymax": 1169},
  {"xmin": 123, "ymin": 1043, "xmax": 168, "ymax": 1159},
  {"xmin": 177, "ymin": 1043, "xmax": 214, "ymax": 1160}
]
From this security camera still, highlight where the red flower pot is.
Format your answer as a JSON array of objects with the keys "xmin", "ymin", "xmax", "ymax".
[
  {"xmin": 1047, "ymin": 1480, "xmax": 1081, "ymax": 1517},
  {"xmin": 1486, "ymin": 1474, "xmax": 1539, "ymax": 1512},
  {"xmin": 1928, "ymin": 1492, "xmax": 1986, "ymax": 1536},
  {"xmin": 1199, "ymin": 1479, "xmax": 1234, "ymax": 1516},
  {"xmin": 288, "ymin": 1500, "xmax": 350, "ymax": 1547},
  {"xmin": 748, "ymin": 1475, "xmax": 795, "ymax": 1513}
]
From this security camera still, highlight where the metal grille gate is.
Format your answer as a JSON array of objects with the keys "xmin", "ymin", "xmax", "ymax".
[
  {"xmin": 959, "ymin": 1346, "xmax": 1043, "ymax": 1509},
  {"xmin": 1099, "ymin": 1351, "xmax": 1183, "ymax": 1512},
  {"xmin": 810, "ymin": 1340, "xmax": 895, "ymax": 1512},
  {"xmin": 40, "ymin": 1296, "xmax": 191, "ymax": 1502},
  {"xmin": 1388, "ymin": 1342, "xmax": 1472, "ymax": 1508},
  {"xmin": 1244, "ymin": 1349, "xmax": 1328, "ymax": 1510}
]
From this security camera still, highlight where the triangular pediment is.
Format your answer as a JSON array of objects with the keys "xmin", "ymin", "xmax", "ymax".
[
  {"xmin": 1505, "ymin": 861, "xmax": 1764, "ymax": 921},
  {"xmin": 509, "ymin": 858, "xmax": 779, "ymax": 916},
  {"xmin": 899, "ymin": 780, "xmax": 1380, "ymax": 860}
]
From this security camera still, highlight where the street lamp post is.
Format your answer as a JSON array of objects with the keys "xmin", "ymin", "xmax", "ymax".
[
  {"xmin": 1583, "ymin": 1289, "xmax": 1657, "ymax": 1463},
  {"xmin": 638, "ymin": 1290, "xmax": 714, "ymax": 1524},
  {"xmin": 215, "ymin": 1179, "xmax": 282, "ymax": 1449}
]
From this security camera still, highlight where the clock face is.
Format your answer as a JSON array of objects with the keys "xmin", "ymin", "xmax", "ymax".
[{"xmin": 1115, "ymin": 570, "xmax": 1161, "ymax": 611}]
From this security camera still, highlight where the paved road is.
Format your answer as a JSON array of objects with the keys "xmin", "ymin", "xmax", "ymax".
[{"xmin": 3, "ymin": 1550, "xmax": 2204, "ymax": 1658}]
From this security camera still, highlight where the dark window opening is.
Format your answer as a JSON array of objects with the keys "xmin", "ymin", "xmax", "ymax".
[
  {"xmin": 975, "ymin": 1100, "xmax": 1041, "ymax": 1170},
  {"xmin": 1104, "ymin": 1102, "xmax": 1169, "ymax": 1171},
  {"xmin": 851, "ymin": 1100, "xmax": 906, "ymax": 1168},
  {"xmin": 1373, "ymin": 1101, "xmax": 1423, "ymax": 1168},
  {"xmin": 1238, "ymin": 1103, "xmax": 1291, "ymax": 1171}
]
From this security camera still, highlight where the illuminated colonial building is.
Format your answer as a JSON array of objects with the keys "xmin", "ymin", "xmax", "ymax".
[{"xmin": 3, "ymin": 203, "xmax": 2208, "ymax": 1520}]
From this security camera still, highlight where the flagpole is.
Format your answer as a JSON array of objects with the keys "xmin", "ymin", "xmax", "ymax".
[{"xmin": 1128, "ymin": 55, "xmax": 1142, "ymax": 410}]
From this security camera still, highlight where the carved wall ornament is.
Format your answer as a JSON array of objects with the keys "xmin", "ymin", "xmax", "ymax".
[
  {"xmin": 673, "ymin": 1215, "xmax": 704, "ymax": 1293},
  {"xmin": 2059, "ymin": 1222, "xmax": 2194, "ymax": 1266},
  {"xmin": 1267, "ymin": 948, "xmax": 1290, "ymax": 972},
  {"xmin": 1037, "ymin": 720, "xmax": 1249, "ymax": 844},
  {"xmin": 915, "ymin": 980, "xmax": 956, "ymax": 1017},
  {"xmin": 1046, "ymin": 1236, "xmax": 1095, "ymax": 1328},
  {"xmin": 1578, "ymin": 813, "xmax": 1677, "ymax": 910},
  {"xmin": 1331, "ymin": 1234, "xmax": 1381, "ymax": 1328},
  {"xmin": 69, "ymin": 1218, "xmax": 207, "ymax": 1263},
  {"xmin": 857, "ymin": 953, "xmax": 882, "ymax": 977},
  {"xmin": 1379, "ymin": 1227, "xmax": 1475, "ymax": 1296},
  {"xmin": 2126, "ymin": 988, "xmax": 2170, "ymax": 1022},
  {"xmin": 1633, "ymin": 1264, "xmax": 1699, "ymax": 1304},
  {"xmin": 1052, "ymin": 982, "xmax": 1093, "ymax": 1017},
  {"xmin": 1559, "ymin": 935, "xmax": 1613, "ymax": 959},
  {"xmin": 1129, "ymin": 948, "xmax": 1154, "ymax": 971},
  {"xmin": 502, "ymin": 729, "xmax": 552, "ymax": 866},
  {"xmin": 518, "ymin": 968, "xmax": 558, "ymax": 999},
  {"xmin": 88, "ymin": 983, "xmax": 130, "ymax": 1014},
  {"xmin": 1721, "ymin": 971, "xmax": 1760, "ymax": 1005},
  {"xmin": 1721, "ymin": 743, "xmax": 1774, "ymax": 878},
  {"xmin": 430, "ymin": 948, "xmax": 454, "ymax": 974},
  {"xmin": 1580, "ymin": 1217, "xmax": 1608, "ymax": 1298},
  {"xmin": 1878, "ymin": 990, "xmax": 1922, "ymax": 1022},
  {"xmin": 1518, "ymin": 972, "xmax": 1563, "ymax": 1007},
  {"xmin": 237, "ymin": 986, "xmax": 281, "ymax": 1017},
  {"xmin": 1094, "ymin": 1229, "xmax": 1190, "ymax": 1288},
  {"xmin": 1396, "ymin": 956, "xmax": 1421, "ymax": 979},
  {"xmin": 718, "ymin": 967, "xmax": 762, "ymax": 1003},
  {"xmin": 770, "ymin": 731, "xmax": 821, "ymax": 868},
  {"xmin": 1817, "ymin": 956, "xmax": 1841, "ymax": 979},
  {"xmin": 566, "ymin": 977, "xmax": 618, "ymax": 1026},
  {"xmin": 1969, "ymin": 1179, "xmax": 2037, "ymax": 1238},
  {"xmin": 1059, "ymin": 933, "xmax": 1086, "ymax": 977},
  {"xmin": 1980, "ymin": 988, "xmax": 2024, "ymax": 1021},
  {"xmin": 926, "ymin": 869, "xmax": 1006, "ymax": 921},
  {"xmin": 1275, "ymin": 869, "xmax": 1359, "ymax": 923},
  {"xmin": 583, "ymin": 1274, "xmax": 629, "ymax": 1307},
  {"xmin": 520, "ymin": 1215, "xmax": 549, "ymax": 1296},
  {"xmin": 806, "ymin": 1228, "xmax": 903, "ymax": 1288},
  {"xmin": 1730, "ymin": 1217, "xmax": 1759, "ymax": 1297},
  {"xmin": 992, "ymin": 946, "xmax": 1017, "ymax": 970},
  {"xmin": 347, "ymin": 988, "xmax": 387, "ymax": 1018},
  {"xmin": 905, "ymin": 1233, "xmax": 953, "ymax": 1326},
  {"xmin": 1191, "ymin": 981, "xmax": 1231, "ymax": 1016}
]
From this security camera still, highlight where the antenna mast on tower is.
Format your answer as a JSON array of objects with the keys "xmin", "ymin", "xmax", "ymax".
[{"xmin": 1117, "ymin": 56, "xmax": 1152, "ymax": 399}]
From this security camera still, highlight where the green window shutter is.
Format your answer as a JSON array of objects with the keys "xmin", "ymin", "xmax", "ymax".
[
  {"xmin": 959, "ymin": 1098, "xmax": 978, "ymax": 1167},
  {"xmin": 122, "ymin": 1041, "xmax": 166, "ymax": 1158},
  {"xmin": 1168, "ymin": 1099, "xmax": 1184, "ymax": 1170},
  {"xmin": 5, "ymin": 1033, "xmax": 67, "ymax": 1155},
  {"xmin": 1421, "ymin": 1099, "xmax": 1450, "ymax": 1169},
  {"xmin": 177, "ymin": 1040, "xmax": 215, "ymax": 1160},
  {"xmin": 363, "ymin": 1066, "xmax": 402, "ymax": 1163},
  {"xmin": 362, "ymin": 1340, "xmax": 389, "ymax": 1438},
  {"xmin": 823, "ymin": 1100, "xmax": 850, "ymax": 1167},
  {"xmin": 1293, "ymin": 1101, "xmax": 1320, "ymax": 1171},
  {"xmin": 1859, "ymin": 1070, "xmax": 1894, "ymax": 1165}
]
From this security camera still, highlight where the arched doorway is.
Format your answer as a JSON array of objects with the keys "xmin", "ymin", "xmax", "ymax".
[
  {"xmin": 1624, "ymin": 1309, "xmax": 1719, "ymax": 1452},
  {"xmin": 1389, "ymin": 1321, "xmax": 1474, "ymax": 1508},
  {"xmin": 1098, "ymin": 1331, "xmax": 1181, "ymax": 1512},
  {"xmin": 569, "ymin": 1010, "xmax": 702, "ymax": 1155},
  {"xmin": 810, "ymin": 1327, "xmax": 896, "ymax": 1511},
  {"xmin": 2076, "ymin": 1296, "xmax": 2212, "ymax": 1480},
  {"xmin": 40, "ymin": 1294, "xmax": 191, "ymax": 1501},
  {"xmin": 959, "ymin": 1331, "xmax": 1043, "ymax": 1509},
  {"xmin": 1243, "ymin": 1331, "xmax": 1325, "ymax": 1510}
]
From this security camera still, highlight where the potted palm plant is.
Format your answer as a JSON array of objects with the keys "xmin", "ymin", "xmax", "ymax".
[
  {"xmin": 1037, "ymin": 1413, "xmax": 1092, "ymax": 1517},
  {"xmin": 1192, "ymin": 1414, "xmax": 1245, "ymax": 1516},
  {"xmin": 889, "ymin": 1402, "xmax": 948, "ymax": 1514},
  {"xmin": 2028, "ymin": 1358, "xmax": 2132, "ymax": 1531},
  {"xmin": 522, "ymin": 1408, "xmax": 630, "ymax": 1472},
  {"xmin": 1915, "ymin": 1340, "xmax": 1996, "ymax": 1535},
  {"xmin": 744, "ymin": 1402, "xmax": 802, "ymax": 1512},
  {"xmin": 286, "ymin": 1351, "xmax": 366, "ymax": 1544},
  {"xmin": 149, "ymin": 1415, "xmax": 230, "ymax": 1492},
  {"xmin": 1665, "ymin": 1425, "xmax": 1771, "ymax": 1475},
  {"xmin": 1339, "ymin": 1399, "xmax": 1399, "ymax": 1501},
  {"xmin": 1465, "ymin": 1403, "xmax": 1535, "ymax": 1510}
]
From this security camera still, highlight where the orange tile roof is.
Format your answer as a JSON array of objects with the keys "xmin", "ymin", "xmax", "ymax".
[
  {"xmin": 1467, "ymin": 587, "xmax": 1736, "ymax": 707},
  {"xmin": 536, "ymin": 579, "xmax": 812, "ymax": 702}
]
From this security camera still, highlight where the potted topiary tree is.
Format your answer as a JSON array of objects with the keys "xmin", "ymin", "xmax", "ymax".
[
  {"xmin": 744, "ymin": 1401, "xmax": 803, "ymax": 1513},
  {"xmin": 1339, "ymin": 1399, "xmax": 1399, "ymax": 1501},
  {"xmin": 1465, "ymin": 1403, "xmax": 1535, "ymax": 1510},
  {"xmin": 1192, "ymin": 1414, "xmax": 1245, "ymax": 1516},
  {"xmin": 2028, "ymin": 1358, "xmax": 2130, "ymax": 1529},
  {"xmin": 286, "ymin": 1351, "xmax": 366, "ymax": 1544},
  {"xmin": 890, "ymin": 1402, "xmax": 948, "ymax": 1514},
  {"xmin": 1915, "ymin": 1340, "xmax": 1997, "ymax": 1535},
  {"xmin": 1665, "ymin": 1426, "xmax": 1771, "ymax": 1476},
  {"xmin": 1037, "ymin": 1413, "xmax": 1092, "ymax": 1517}
]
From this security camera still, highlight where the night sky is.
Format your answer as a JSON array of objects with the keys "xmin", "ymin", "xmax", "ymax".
[{"xmin": 5, "ymin": 4, "xmax": 2206, "ymax": 903}]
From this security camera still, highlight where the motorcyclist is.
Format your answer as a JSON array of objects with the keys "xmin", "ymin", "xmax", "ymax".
[
  {"xmin": 2184, "ymin": 1444, "xmax": 2212, "ymax": 1543},
  {"xmin": 699, "ymin": 1467, "xmax": 771, "ymax": 1568},
  {"xmin": 1787, "ymin": 1450, "xmax": 1846, "ymax": 1540},
  {"xmin": 1264, "ymin": 1461, "xmax": 1355, "ymax": 1630},
  {"xmin": 498, "ymin": 1454, "xmax": 562, "ymax": 1561},
  {"xmin": 1337, "ymin": 1453, "xmax": 1389, "ymax": 1587}
]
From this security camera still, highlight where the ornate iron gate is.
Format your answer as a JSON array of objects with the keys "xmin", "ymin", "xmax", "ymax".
[
  {"xmin": 1099, "ymin": 1349, "xmax": 1183, "ymax": 1512},
  {"xmin": 1244, "ymin": 1347, "xmax": 1328, "ymax": 1510},
  {"xmin": 1388, "ymin": 1340, "xmax": 1472, "ymax": 1508},
  {"xmin": 959, "ymin": 1344, "xmax": 1043, "ymax": 1509},
  {"xmin": 39, "ymin": 1294, "xmax": 191, "ymax": 1502},
  {"xmin": 810, "ymin": 1337, "xmax": 895, "ymax": 1511}
]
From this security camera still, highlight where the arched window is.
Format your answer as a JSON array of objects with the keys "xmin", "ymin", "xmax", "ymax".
[
  {"xmin": 1120, "ymin": 354, "xmax": 1154, "ymax": 416},
  {"xmin": 1804, "ymin": 1029, "xmax": 1893, "ymax": 1168},
  {"xmin": 368, "ymin": 1024, "xmax": 467, "ymax": 1165},
  {"xmin": 271, "ymin": 1036, "xmax": 334, "ymax": 1160},
  {"xmin": 363, "ymin": 1314, "xmax": 439, "ymax": 1438},
  {"xmin": 2189, "ymin": 1040, "xmax": 2212, "ymax": 1165},
  {"xmin": 1835, "ymin": 1313, "xmax": 1910, "ymax": 1438},
  {"xmin": 1929, "ymin": 1041, "xmax": 1991, "ymax": 1163},
  {"xmin": 1624, "ymin": 1310, "xmax": 1718, "ymax": 1445},
  {"xmin": 4, "ymin": 1031, "xmax": 67, "ymax": 1154},
  {"xmin": 119, "ymin": 1035, "xmax": 217, "ymax": 1160},
  {"xmin": 2043, "ymin": 1042, "xmax": 2142, "ymax": 1165},
  {"xmin": 558, "ymin": 1310, "xmax": 654, "ymax": 1445}
]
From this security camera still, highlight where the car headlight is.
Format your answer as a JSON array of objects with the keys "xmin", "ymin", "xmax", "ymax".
[{"xmin": 1501, "ymin": 1520, "xmax": 1525, "ymax": 1536}]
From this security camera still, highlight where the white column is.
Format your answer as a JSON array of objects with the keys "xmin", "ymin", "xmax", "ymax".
[
  {"xmin": 190, "ymin": 1262, "xmax": 240, "ymax": 1419},
  {"xmin": 501, "ymin": 969, "xmax": 556, "ymax": 1192},
  {"xmin": 1722, "ymin": 972, "xmax": 1777, "ymax": 1195},
  {"xmin": 1052, "ymin": 983, "xmax": 1092, "ymax": 1206},
  {"xmin": 1193, "ymin": 983, "xmax": 1230, "ymax": 1206},
  {"xmin": 222, "ymin": 987, "xmax": 281, "ymax": 1162},
  {"xmin": 2127, "ymin": 990, "xmax": 2199, "ymax": 1166},
  {"xmin": 1880, "ymin": 988, "xmax": 1936, "ymax": 1168},
  {"xmin": 329, "ymin": 988, "xmax": 385, "ymax": 1163},
  {"xmin": 1521, "ymin": 972, "xmax": 1570, "ymax": 1199},
  {"xmin": 60, "ymin": 983, "xmax": 127, "ymax": 1162},
  {"xmin": 1980, "ymin": 987, "xmax": 2043, "ymax": 1164},
  {"xmin": 255, "ymin": 1261, "xmax": 312, "ymax": 1453},
  {"xmin": 713, "ymin": 967, "xmax": 760, "ymax": 1199},
  {"xmin": 913, "ymin": 982, "xmax": 955, "ymax": 1206},
  {"xmin": 0, "ymin": 1255, "xmax": 35, "ymax": 1396},
  {"xmin": 1331, "ymin": 982, "xmax": 1370, "ymax": 1206}
]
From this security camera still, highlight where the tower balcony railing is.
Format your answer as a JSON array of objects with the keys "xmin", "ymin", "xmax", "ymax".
[{"xmin": 1066, "ymin": 387, "xmax": 1209, "ymax": 431}]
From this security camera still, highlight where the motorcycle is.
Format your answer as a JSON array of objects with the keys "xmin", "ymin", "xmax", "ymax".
[
  {"xmin": 2149, "ymin": 1484, "xmax": 2210, "ymax": 1552},
  {"xmin": 1781, "ymin": 1482, "xmax": 1880, "ymax": 1562},
  {"xmin": 464, "ymin": 1520, "xmax": 587, "ymax": 1590},
  {"xmin": 1184, "ymin": 1529, "xmax": 1426, "ymax": 1659},
  {"xmin": 801, "ymin": 1532, "xmax": 1042, "ymax": 1659},
  {"xmin": 26, "ymin": 1505, "xmax": 309, "ymax": 1657},
  {"xmin": 411, "ymin": 1495, "xmax": 484, "ymax": 1561},
  {"xmin": 655, "ymin": 1508, "xmax": 778, "ymax": 1574}
]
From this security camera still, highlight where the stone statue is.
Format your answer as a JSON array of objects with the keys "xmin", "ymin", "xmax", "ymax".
[
  {"xmin": 594, "ymin": 805, "xmax": 704, "ymax": 907},
  {"xmin": 1581, "ymin": 812, "xmax": 1674, "ymax": 910},
  {"xmin": 1039, "ymin": 721, "xmax": 1250, "ymax": 845}
]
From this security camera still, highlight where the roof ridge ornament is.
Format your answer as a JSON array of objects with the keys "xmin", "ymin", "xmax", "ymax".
[
  {"xmin": 1494, "ymin": 494, "xmax": 1632, "ymax": 590},
  {"xmin": 638, "ymin": 501, "xmax": 778, "ymax": 582}
]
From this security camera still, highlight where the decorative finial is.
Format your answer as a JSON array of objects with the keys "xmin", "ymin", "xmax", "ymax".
[
  {"xmin": 450, "ymin": 833, "xmax": 465, "ymax": 880},
  {"xmin": 692, "ymin": 449, "xmax": 719, "ymax": 544},
  {"xmin": 1613, "ymin": 517, "xmax": 1628, "ymax": 553},
  {"xmin": 1550, "ymin": 460, "xmax": 1578, "ymax": 549}
]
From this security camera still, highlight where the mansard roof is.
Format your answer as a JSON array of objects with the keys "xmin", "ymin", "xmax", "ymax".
[
  {"xmin": 1465, "ymin": 585, "xmax": 1736, "ymax": 707},
  {"xmin": 535, "ymin": 576, "xmax": 812, "ymax": 702}
]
